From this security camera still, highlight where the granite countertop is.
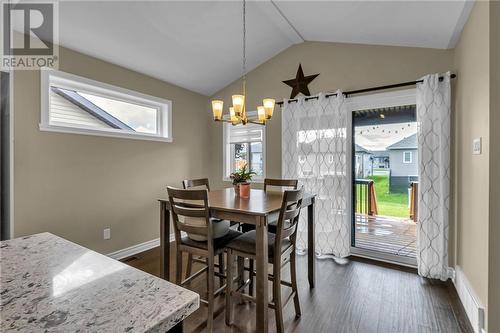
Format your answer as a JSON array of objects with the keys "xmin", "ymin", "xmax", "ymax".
[{"xmin": 0, "ymin": 233, "xmax": 199, "ymax": 332}]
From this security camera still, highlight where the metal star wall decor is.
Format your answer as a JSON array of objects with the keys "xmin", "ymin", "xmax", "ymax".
[{"xmin": 282, "ymin": 64, "xmax": 319, "ymax": 99}]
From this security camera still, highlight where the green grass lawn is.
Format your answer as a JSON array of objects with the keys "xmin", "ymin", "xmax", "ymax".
[{"xmin": 356, "ymin": 174, "xmax": 409, "ymax": 218}]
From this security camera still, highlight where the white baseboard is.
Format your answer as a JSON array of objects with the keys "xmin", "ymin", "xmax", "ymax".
[
  {"xmin": 107, "ymin": 234, "xmax": 177, "ymax": 260},
  {"xmin": 453, "ymin": 266, "xmax": 486, "ymax": 333}
]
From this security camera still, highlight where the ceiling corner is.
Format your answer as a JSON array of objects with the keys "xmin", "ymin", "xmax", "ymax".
[
  {"xmin": 254, "ymin": 0, "xmax": 304, "ymax": 45},
  {"xmin": 447, "ymin": 0, "xmax": 475, "ymax": 49}
]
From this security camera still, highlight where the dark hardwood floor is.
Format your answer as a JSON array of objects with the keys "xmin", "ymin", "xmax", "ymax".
[{"xmin": 123, "ymin": 245, "xmax": 473, "ymax": 333}]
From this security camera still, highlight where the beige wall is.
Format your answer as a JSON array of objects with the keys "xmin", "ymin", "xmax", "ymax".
[
  {"xmin": 13, "ymin": 46, "xmax": 212, "ymax": 254},
  {"xmin": 489, "ymin": 2, "xmax": 500, "ymax": 332},
  {"xmin": 453, "ymin": 1, "xmax": 490, "ymax": 318}
]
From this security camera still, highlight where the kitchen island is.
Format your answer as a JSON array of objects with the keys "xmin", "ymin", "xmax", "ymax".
[{"xmin": 0, "ymin": 232, "xmax": 199, "ymax": 332}]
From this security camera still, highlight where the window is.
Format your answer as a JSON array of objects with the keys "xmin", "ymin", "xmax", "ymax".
[
  {"xmin": 223, "ymin": 120, "xmax": 265, "ymax": 181},
  {"xmin": 403, "ymin": 151, "xmax": 412, "ymax": 163},
  {"xmin": 40, "ymin": 69, "xmax": 172, "ymax": 142}
]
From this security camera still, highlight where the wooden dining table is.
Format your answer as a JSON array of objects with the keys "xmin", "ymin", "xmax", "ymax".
[{"xmin": 158, "ymin": 188, "xmax": 316, "ymax": 333}]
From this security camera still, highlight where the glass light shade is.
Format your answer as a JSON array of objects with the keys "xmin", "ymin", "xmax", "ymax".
[
  {"xmin": 232, "ymin": 95, "xmax": 245, "ymax": 116},
  {"xmin": 263, "ymin": 98, "xmax": 275, "ymax": 119},
  {"xmin": 211, "ymin": 100, "xmax": 223, "ymax": 120},
  {"xmin": 229, "ymin": 107, "xmax": 238, "ymax": 123},
  {"xmin": 257, "ymin": 106, "xmax": 266, "ymax": 122}
]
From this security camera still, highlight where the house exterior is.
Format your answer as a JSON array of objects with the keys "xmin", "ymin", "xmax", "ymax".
[
  {"xmin": 355, "ymin": 144, "xmax": 372, "ymax": 178},
  {"xmin": 371, "ymin": 151, "xmax": 390, "ymax": 169},
  {"xmin": 386, "ymin": 134, "xmax": 418, "ymax": 192}
]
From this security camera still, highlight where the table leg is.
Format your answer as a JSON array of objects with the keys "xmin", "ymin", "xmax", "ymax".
[
  {"xmin": 160, "ymin": 201, "xmax": 171, "ymax": 281},
  {"xmin": 307, "ymin": 198, "xmax": 315, "ymax": 289},
  {"xmin": 255, "ymin": 215, "xmax": 269, "ymax": 333}
]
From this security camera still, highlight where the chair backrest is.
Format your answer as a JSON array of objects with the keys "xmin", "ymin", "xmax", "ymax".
[
  {"xmin": 182, "ymin": 178, "xmax": 210, "ymax": 191},
  {"xmin": 274, "ymin": 187, "xmax": 304, "ymax": 253},
  {"xmin": 167, "ymin": 186, "xmax": 213, "ymax": 245},
  {"xmin": 264, "ymin": 178, "xmax": 298, "ymax": 192}
]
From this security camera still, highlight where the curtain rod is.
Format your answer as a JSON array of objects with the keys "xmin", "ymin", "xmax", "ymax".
[{"xmin": 276, "ymin": 73, "xmax": 456, "ymax": 106}]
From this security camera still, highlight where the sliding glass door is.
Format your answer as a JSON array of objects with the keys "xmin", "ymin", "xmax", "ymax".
[{"xmin": 348, "ymin": 90, "xmax": 418, "ymax": 266}]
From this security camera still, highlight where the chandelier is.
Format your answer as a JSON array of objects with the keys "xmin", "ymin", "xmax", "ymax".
[{"xmin": 211, "ymin": 0, "xmax": 275, "ymax": 126}]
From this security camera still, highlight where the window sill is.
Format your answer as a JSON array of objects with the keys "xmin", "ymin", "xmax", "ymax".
[{"xmin": 39, "ymin": 124, "xmax": 173, "ymax": 143}]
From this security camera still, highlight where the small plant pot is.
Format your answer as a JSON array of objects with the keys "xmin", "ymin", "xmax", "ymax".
[
  {"xmin": 239, "ymin": 183, "xmax": 250, "ymax": 198},
  {"xmin": 233, "ymin": 184, "xmax": 240, "ymax": 196}
]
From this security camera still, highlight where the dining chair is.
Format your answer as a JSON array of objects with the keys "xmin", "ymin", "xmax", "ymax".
[
  {"xmin": 263, "ymin": 178, "xmax": 299, "ymax": 234},
  {"xmin": 224, "ymin": 187, "xmax": 304, "ymax": 333},
  {"xmin": 167, "ymin": 186, "xmax": 241, "ymax": 332},
  {"xmin": 182, "ymin": 177, "xmax": 211, "ymax": 191},
  {"xmin": 182, "ymin": 178, "xmax": 225, "ymax": 285},
  {"xmin": 263, "ymin": 178, "xmax": 299, "ymax": 192},
  {"xmin": 242, "ymin": 178, "xmax": 299, "ymax": 295},
  {"xmin": 241, "ymin": 178, "xmax": 298, "ymax": 234}
]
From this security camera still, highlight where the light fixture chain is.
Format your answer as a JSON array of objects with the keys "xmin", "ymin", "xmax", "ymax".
[
  {"xmin": 242, "ymin": 0, "xmax": 247, "ymax": 121},
  {"xmin": 211, "ymin": 0, "xmax": 271, "ymax": 127},
  {"xmin": 242, "ymin": 0, "xmax": 246, "ymax": 84}
]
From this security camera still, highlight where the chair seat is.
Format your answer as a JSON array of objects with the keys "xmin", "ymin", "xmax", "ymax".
[
  {"xmin": 181, "ymin": 229, "xmax": 242, "ymax": 252},
  {"xmin": 248, "ymin": 219, "xmax": 287, "ymax": 234},
  {"xmin": 185, "ymin": 218, "xmax": 230, "ymax": 241},
  {"xmin": 268, "ymin": 219, "xmax": 278, "ymax": 233},
  {"xmin": 225, "ymin": 230, "xmax": 292, "ymax": 259},
  {"xmin": 241, "ymin": 218, "xmax": 278, "ymax": 233}
]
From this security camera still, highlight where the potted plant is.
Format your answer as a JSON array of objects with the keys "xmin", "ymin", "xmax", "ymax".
[{"xmin": 230, "ymin": 163, "xmax": 256, "ymax": 198}]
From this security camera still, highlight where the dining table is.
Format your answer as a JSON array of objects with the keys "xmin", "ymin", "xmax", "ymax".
[{"xmin": 158, "ymin": 188, "xmax": 316, "ymax": 333}]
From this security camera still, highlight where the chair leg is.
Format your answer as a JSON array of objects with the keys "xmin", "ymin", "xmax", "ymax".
[
  {"xmin": 249, "ymin": 259, "xmax": 254, "ymax": 296},
  {"xmin": 237, "ymin": 256, "xmax": 245, "ymax": 304},
  {"xmin": 273, "ymin": 263, "xmax": 284, "ymax": 333},
  {"xmin": 185, "ymin": 253, "xmax": 193, "ymax": 281},
  {"xmin": 290, "ymin": 251, "xmax": 301, "ymax": 318},
  {"xmin": 207, "ymin": 254, "xmax": 215, "ymax": 333},
  {"xmin": 175, "ymin": 248, "xmax": 183, "ymax": 285},
  {"xmin": 225, "ymin": 250, "xmax": 233, "ymax": 326},
  {"xmin": 218, "ymin": 253, "xmax": 225, "ymax": 288}
]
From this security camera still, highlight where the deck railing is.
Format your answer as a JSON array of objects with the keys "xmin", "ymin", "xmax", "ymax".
[
  {"xmin": 355, "ymin": 179, "xmax": 378, "ymax": 216},
  {"xmin": 409, "ymin": 181, "xmax": 419, "ymax": 222}
]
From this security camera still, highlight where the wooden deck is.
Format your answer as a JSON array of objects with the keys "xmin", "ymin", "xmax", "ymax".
[{"xmin": 355, "ymin": 214, "xmax": 417, "ymax": 258}]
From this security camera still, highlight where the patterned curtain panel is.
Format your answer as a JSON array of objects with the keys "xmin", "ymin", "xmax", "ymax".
[
  {"xmin": 282, "ymin": 92, "xmax": 351, "ymax": 258},
  {"xmin": 416, "ymin": 72, "xmax": 453, "ymax": 280}
]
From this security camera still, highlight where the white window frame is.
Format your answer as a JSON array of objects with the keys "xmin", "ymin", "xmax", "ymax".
[
  {"xmin": 403, "ymin": 151, "xmax": 413, "ymax": 163},
  {"xmin": 40, "ymin": 68, "xmax": 172, "ymax": 142},
  {"xmin": 222, "ymin": 112, "xmax": 266, "ymax": 183}
]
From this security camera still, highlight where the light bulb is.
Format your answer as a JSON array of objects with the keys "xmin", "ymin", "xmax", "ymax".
[
  {"xmin": 232, "ymin": 95, "xmax": 245, "ymax": 116},
  {"xmin": 229, "ymin": 107, "xmax": 238, "ymax": 123},
  {"xmin": 263, "ymin": 98, "xmax": 275, "ymax": 119},
  {"xmin": 257, "ymin": 106, "xmax": 266, "ymax": 122},
  {"xmin": 211, "ymin": 100, "xmax": 223, "ymax": 120}
]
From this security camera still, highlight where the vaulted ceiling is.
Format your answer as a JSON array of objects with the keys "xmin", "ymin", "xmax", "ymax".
[{"xmin": 54, "ymin": 1, "xmax": 474, "ymax": 96}]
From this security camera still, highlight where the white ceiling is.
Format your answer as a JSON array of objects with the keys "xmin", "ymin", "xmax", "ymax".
[
  {"xmin": 274, "ymin": 1, "xmax": 473, "ymax": 49},
  {"xmin": 50, "ymin": 1, "xmax": 473, "ymax": 96}
]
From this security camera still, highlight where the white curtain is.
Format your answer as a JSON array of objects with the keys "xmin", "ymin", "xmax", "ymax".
[
  {"xmin": 416, "ymin": 72, "xmax": 453, "ymax": 280},
  {"xmin": 282, "ymin": 92, "xmax": 350, "ymax": 258}
]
